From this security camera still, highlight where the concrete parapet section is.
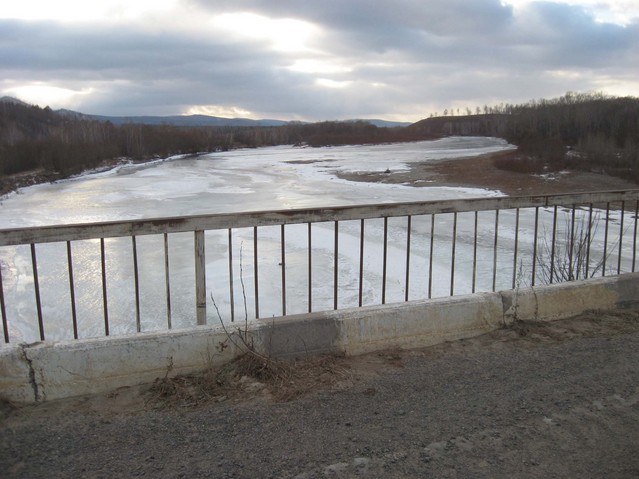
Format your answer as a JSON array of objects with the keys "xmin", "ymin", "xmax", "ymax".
[
  {"xmin": 500, "ymin": 272, "xmax": 639, "ymax": 323},
  {"xmin": 253, "ymin": 293, "xmax": 503, "ymax": 358},
  {"xmin": 0, "ymin": 345, "xmax": 34, "ymax": 403},
  {"xmin": 255, "ymin": 313, "xmax": 340, "ymax": 358},
  {"xmin": 1, "ymin": 327, "xmax": 238, "ymax": 403},
  {"xmin": 335, "ymin": 293, "xmax": 504, "ymax": 356},
  {"xmin": 2, "ymin": 273, "xmax": 638, "ymax": 404}
]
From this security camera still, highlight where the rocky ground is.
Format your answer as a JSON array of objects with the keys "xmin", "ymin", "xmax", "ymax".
[{"xmin": 1, "ymin": 310, "xmax": 639, "ymax": 478}]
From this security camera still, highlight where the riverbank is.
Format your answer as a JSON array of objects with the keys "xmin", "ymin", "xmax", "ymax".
[
  {"xmin": 0, "ymin": 169, "xmax": 65, "ymax": 198},
  {"xmin": 0, "ymin": 158, "xmax": 130, "ymax": 198},
  {"xmin": 0, "ymin": 154, "xmax": 196, "ymax": 198},
  {"xmin": 336, "ymin": 150, "xmax": 639, "ymax": 196}
]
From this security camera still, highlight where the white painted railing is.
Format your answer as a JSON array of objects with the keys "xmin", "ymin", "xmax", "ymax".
[{"xmin": 1, "ymin": 190, "xmax": 638, "ymax": 343}]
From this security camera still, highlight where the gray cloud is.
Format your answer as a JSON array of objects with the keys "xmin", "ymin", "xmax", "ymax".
[{"xmin": 2, "ymin": 1, "xmax": 638, "ymax": 120}]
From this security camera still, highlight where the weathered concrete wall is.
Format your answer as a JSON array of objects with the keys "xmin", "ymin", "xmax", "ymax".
[
  {"xmin": 2, "ymin": 273, "xmax": 638, "ymax": 404},
  {"xmin": 1, "ymin": 328, "xmax": 239, "ymax": 403},
  {"xmin": 500, "ymin": 273, "xmax": 639, "ymax": 322},
  {"xmin": 335, "ymin": 293, "xmax": 504, "ymax": 356}
]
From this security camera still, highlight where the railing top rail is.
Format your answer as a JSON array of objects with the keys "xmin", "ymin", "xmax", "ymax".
[{"xmin": 1, "ymin": 189, "xmax": 638, "ymax": 247}]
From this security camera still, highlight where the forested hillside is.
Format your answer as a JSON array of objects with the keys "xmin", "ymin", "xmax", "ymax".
[
  {"xmin": 506, "ymin": 93, "xmax": 639, "ymax": 181},
  {"xmin": 410, "ymin": 92, "xmax": 639, "ymax": 182},
  {"xmin": 2, "ymin": 92, "xmax": 639, "ymax": 193},
  {"xmin": 0, "ymin": 101, "xmax": 430, "ymax": 182}
]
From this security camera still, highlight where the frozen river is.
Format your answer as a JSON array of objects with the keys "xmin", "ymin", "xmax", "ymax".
[
  {"xmin": 0, "ymin": 137, "xmax": 510, "ymax": 227},
  {"xmin": 0, "ymin": 137, "xmax": 632, "ymax": 343}
]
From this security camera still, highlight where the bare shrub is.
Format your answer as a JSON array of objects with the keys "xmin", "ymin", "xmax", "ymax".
[
  {"xmin": 536, "ymin": 211, "xmax": 616, "ymax": 284},
  {"xmin": 147, "ymin": 354, "xmax": 349, "ymax": 408},
  {"xmin": 146, "ymin": 241, "xmax": 349, "ymax": 409}
]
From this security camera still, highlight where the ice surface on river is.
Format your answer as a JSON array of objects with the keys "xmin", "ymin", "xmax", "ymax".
[
  {"xmin": 0, "ymin": 137, "xmax": 510, "ymax": 226},
  {"xmin": 1, "ymin": 137, "xmax": 634, "ymax": 343}
]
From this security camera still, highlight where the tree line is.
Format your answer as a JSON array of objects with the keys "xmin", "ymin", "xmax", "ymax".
[
  {"xmin": 0, "ymin": 102, "xmax": 431, "ymax": 179},
  {"xmin": 2, "ymin": 91, "xmax": 639, "ymax": 186},
  {"xmin": 507, "ymin": 92, "xmax": 639, "ymax": 181},
  {"xmin": 410, "ymin": 92, "xmax": 639, "ymax": 182}
]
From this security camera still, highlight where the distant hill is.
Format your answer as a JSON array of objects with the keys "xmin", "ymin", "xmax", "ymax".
[
  {"xmin": 2, "ymin": 96, "xmax": 410, "ymax": 128},
  {"xmin": 348, "ymin": 119, "xmax": 412, "ymax": 128},
  {"xmin": 0, "ymin": 96, "xmax": 30, "ymax": 106},
  {"xmin": 58, "ymin": 111, "xmax": 292, "ymax": 128},
  {"xmin": 58, "ymin": 111, "xmax": 410, "ymax": 129}
]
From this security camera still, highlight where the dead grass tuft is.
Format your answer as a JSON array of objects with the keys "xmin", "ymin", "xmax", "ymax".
[
  {"xmin": 503, "ymin": 319, "xmax": 540, "ymax": 337},
  {"xmin": 146, "ymin": 353, "xmax": 350, "ymax": 409}
]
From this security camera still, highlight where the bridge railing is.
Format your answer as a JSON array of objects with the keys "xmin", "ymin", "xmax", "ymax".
[{"xmin": 1, "ymin": 190, "xmax": 638, "ymax": 343}]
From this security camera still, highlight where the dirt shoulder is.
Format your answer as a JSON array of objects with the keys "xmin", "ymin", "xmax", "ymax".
[
  {"xmin": 2, "ymin": 310, "xmax": 639, "ymax": 478},
  {"xmin": 337, "ymin": 150, "xmax": 639, "ymax": 196}
]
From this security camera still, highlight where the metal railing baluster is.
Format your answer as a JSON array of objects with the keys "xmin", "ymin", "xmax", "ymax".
[
  {"xmin": 382, "ymin": 217, "xmax": 388, "ymax": 304},
  {"xmin": 100, "ymin": 238, "xmax": 109, "ymax": 336},
  {"xmin": 585, "ymin": 204, "xmax": 593, "ymax": 278},
  {"xmin": 359, "ymin": 219, "xmax": 365, "ymax": 307},
  {"xmin": 281, "ymin": 224, "xmax": 286, "ymax": 316},
  {"xmin": 30, "ymin": 244, "xmax": 44, "ymax": 340},
  {"xmin": 532, "ymin": 207, "xmax": 539, "ymax": 286},
  {"xmin": 405, "ymin": 215, "xmax": 412, "ymax": 302},
  {"xmin": 550, "ymin": 206, "xmax": 558, "ymax": 284},
  {"xmin": 492, "ymin": 210, "xmax": 499, "ymax": 292},
  {"xmin": 132, "ymin": 236, "xmax": 141, "ymax": 332},
  {"xmin": 66, "ymin": 241, "xmax": 78, "ymax": 339},
  {"xmin": 569, "ymin": 206, "xmax": 576, "ymax": 280},
  {"xmin": 633, "ymin": 200, "xmax": 638, "ymax": 273},
  {"xmin": 253, "ymin": 226, "xmax": 259, "ymax": 319},
  {"xmin": 512, "ymin": 208, "xmax": 520, "ymax": 289},
  {"xmin": 602, "ymin": 203, "xmax": 610, "ymax": 277},
  {"xmin": 618, "ymin": 201, "xmax": 625, "ymax": 275},
  {"xmin": 428, "ymin": 214, "xmax": 435, "ymax": 299},
  {"xmin": 0, "ymin": 263, "xmax": 8, "ymax": 343},
  {"xmin": 164, "ymin": 233, "xmax": 172, "ymax": 329},
  {"xmin": 334, "ymin": 221, "xmax": 339, "ymax": 310},
  {"xmin": 451, "ymin": 213, "xmax": 457, "ymax": 296},
  {"xmin": 194, "ymin": 230, "xmax": 206, "ymax": 325},
  {"xmin": 228, "ymin": 229, "xmax": 235, "ymax": 322},
  {"xmin": 473, "ymin": 211, "xmax": 478, "ymax": 293},
  {"xmin": 308, "ymin": 222, "xmax": 312, "ymax": 313}
]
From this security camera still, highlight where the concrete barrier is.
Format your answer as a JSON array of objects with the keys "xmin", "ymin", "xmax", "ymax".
[
  {"xmin": 500, "ymin": 273, "xmax": 639, "ymax": 322},
  {"xmin": 2, "ymin": 273, "xmax": 638, "ymax": 404},
  {"xmin": 335, "ymin": 292, "xmax": 504, "ymax": 356},
  {"xmin": 0, "ymin": 328, "xmax": 239, "ymax": 403}
]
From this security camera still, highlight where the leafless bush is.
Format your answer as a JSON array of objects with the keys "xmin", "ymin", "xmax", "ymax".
[{"xmin": 536, "ymin": 212, "xmax": 615, "ymax": 284}]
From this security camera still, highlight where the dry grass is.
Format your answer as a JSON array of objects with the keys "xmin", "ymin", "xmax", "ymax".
[
  {"xmin": 492, "ymin": 152, "xmax": 546, "ymax": 174},
  {"xmin": 146, "ymin": 353, "xmax": 350, "ymax": 409}
]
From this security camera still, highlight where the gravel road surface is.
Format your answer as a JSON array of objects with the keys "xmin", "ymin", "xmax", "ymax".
[{"xmin": 1, "ymin": 310, "xmax": 639, "ymax": 478}]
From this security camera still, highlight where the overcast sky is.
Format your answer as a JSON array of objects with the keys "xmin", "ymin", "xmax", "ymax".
[{"xmin": 2, "ymin": 0, "xmax": 638, "ymax": 122}]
